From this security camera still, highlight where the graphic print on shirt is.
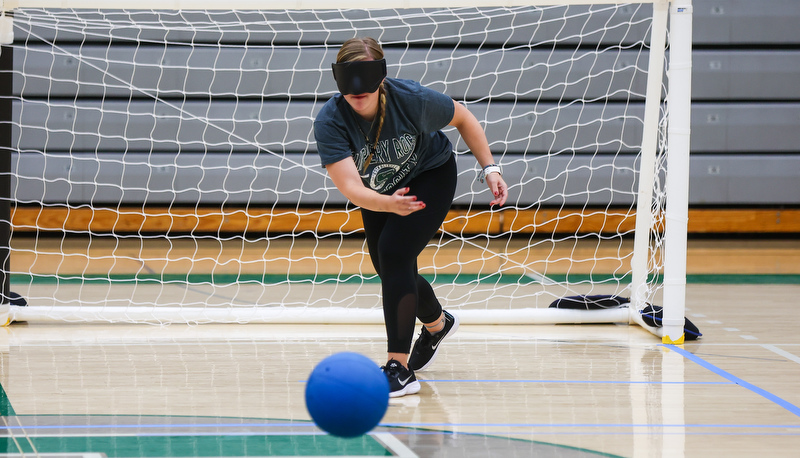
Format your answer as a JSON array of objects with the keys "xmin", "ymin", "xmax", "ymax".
[{"xmin": 356, "ymin": 132, "xmax": 418, "ymax": 193}]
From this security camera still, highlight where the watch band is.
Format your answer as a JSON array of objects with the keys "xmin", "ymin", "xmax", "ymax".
[{"xmin": 479, "ymin": 163, "xmax": 502, "ymax": 183}]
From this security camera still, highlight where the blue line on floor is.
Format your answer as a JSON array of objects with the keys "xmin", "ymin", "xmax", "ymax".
[
  {"xmin": 664, "ymin": 344, "xmax": 800, "ymax": 418},
  {"xmin": 417, "ymin": 380, "xmax": 731, "ymax": 385},
  {"xmin": 4, "ymin": 421, "xmax": 800, "ymax": 431}
]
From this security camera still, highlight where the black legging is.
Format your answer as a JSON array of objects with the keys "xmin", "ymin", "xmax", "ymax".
[{"xmin": 361, "ymin": 154, "xmax": 458, "ymax": 354}]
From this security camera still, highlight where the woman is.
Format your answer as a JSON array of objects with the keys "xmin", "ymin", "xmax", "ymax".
[{"xmin": 314, "ymin": 37, "xmax": 507, "ymax": 397}]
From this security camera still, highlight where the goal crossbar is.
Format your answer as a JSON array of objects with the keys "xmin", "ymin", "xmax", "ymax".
[{"xmin": 3, "ymin": 1, "xmax": 666, "ymax": 11}]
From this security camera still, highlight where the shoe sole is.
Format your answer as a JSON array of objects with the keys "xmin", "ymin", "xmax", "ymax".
[
  {"xmin": 389, "ymin": 380, "xmax": 421, "ymax": 398},
  {"xmin": 414, "ymin": 312, "xmax": 460, "ymax": 372}
]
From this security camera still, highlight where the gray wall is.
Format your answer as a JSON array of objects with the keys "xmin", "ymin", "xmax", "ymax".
[
  {"xmin": 689, "ymin": 0, "xmax": 800, "ymax": 205},
  {"xmin": 7, "ymin": 1, "xmax": 800, "ymax": 208}
]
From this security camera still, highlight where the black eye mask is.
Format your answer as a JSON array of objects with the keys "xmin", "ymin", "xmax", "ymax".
[{"xmin": 331, "ymin": 59, "xmax": 387, "ymax": 95}]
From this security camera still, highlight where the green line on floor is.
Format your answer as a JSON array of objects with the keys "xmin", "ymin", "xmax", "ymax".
[{"xmin": 12, "ymin": 434, "xmax": 391, "ymax": 457}]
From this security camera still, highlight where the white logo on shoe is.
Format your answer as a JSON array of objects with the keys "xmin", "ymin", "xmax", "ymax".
[{"xmin": 398, "ymin": 375, "xmax": 413, "ymax": 386}]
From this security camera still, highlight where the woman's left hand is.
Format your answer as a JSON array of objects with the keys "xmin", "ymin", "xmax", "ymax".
[{"xmin": 485, "ymin": 173, "xmax": 508, "ymax": 207}]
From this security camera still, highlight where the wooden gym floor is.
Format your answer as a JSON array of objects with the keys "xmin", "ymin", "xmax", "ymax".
[{"xmin": 1, "ymin": 236, "xmax": 799, "ymax": 457}]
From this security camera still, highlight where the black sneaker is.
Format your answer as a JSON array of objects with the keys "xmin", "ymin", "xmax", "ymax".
[
  {"xmin": 381, "ymin": 359, "xmax": 421, "ymax": 398},
  {"xmin": 408, "ymin": 310, "xmax": 459, "ymax": 371}
]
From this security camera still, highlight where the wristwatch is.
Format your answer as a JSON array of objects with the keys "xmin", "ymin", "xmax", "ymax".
[{"xmin": 479, "ymin": 163, "xmax": 502, "ymax": 183}]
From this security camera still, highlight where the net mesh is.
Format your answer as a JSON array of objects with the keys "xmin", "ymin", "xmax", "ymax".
[{"xmin": 4, "ymin": 4, "xmax": 669, "ymax": 323}]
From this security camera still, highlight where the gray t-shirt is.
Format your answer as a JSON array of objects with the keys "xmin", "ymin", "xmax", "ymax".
[{"xmin": 314, "ymin": 78, "xmax": 455, "ymax": 194}]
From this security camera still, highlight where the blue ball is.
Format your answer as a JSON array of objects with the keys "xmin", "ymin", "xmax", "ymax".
[{"xmin": 305, "ymin": 352, "xmax": 390, "ymax": 438}]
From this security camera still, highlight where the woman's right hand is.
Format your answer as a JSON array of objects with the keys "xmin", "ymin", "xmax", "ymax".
[
  {"xmin": 325, "ymin": 159, "xmax": 425, "ymax": 215},
  {"xmin": 389, "ymin": 187, "xmax": 426, "ymax": 216}
]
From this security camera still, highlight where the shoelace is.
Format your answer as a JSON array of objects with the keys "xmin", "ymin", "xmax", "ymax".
[{"xmin": 382, "ymin": 362, "xmax": 403, "ymax": 377}]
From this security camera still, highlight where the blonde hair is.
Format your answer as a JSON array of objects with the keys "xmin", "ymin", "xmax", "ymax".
[{"xmin": 337, "ymin": 37, "xmax": 386, "ymax": 172}]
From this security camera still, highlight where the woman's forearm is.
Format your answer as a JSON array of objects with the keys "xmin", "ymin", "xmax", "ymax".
[{"xmin": 450, "ymin": 101, "xmax": 497, "ymax": 167}]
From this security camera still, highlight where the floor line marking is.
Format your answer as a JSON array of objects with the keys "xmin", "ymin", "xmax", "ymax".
[
  {"xmin": 6, "ymin": 422, "xmax": 800, "ymax": 434},
  {"xmin": 298, "ymin": 379, "xmax": 733, "ymax": 385},
  {"xmin": 372, "ymin": 432, "xmax": 419, "ymax": 458},
  {"xmin": 761, "ymin": 344, "xmax": 800, "ymax": 366},
  {"xmin": 379, "ymin": 422, "xmax": 800, "ymax": 428},
  {"xmin": 664, "ymin": 344, "xmax": 800, "ymax": 418},
  {"xmin": 416, "ymin": 380, "xmax": 731, "ymax": 385}
]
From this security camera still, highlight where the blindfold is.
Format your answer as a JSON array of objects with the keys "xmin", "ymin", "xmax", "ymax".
[{"xmin": 331, "ymin": 59, "xmax": 387, "ymax": 95}]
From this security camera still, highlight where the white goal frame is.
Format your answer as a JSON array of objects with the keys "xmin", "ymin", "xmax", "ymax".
[{"xmin": 0, "ymin": 0, "xmax": 692, "ymax": 343}]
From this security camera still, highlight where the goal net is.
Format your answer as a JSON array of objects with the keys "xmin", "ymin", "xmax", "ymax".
[{"xmin": 0, "ymin": 1, "xmax": 691, "ymax": 341}]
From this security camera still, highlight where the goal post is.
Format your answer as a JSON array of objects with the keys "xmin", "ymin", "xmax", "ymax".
[
  {"xmin": 661, "ymin": 1, "xmax": 693, "ymax": 344},
  {"xmin": 0, "ymin": 0, "xmax": 691, "ymax": 340},
  {"xmin": 0, "ymin": 9, "xmax": 12, "ymax": 327}
]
